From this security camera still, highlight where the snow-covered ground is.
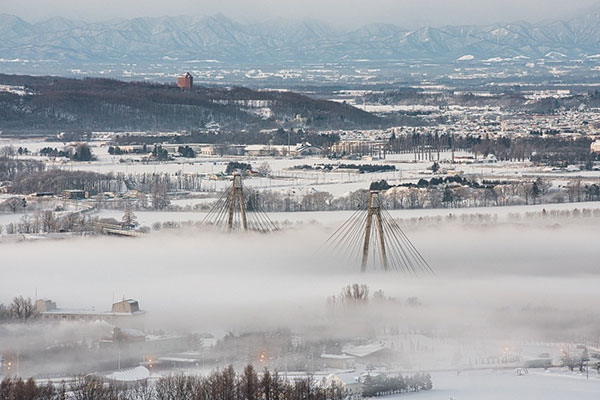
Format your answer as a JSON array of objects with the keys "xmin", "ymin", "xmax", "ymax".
[
  {"xmin": 406, "ymin": 369, "xmax": 600, "ymax": 400},
  {"xmin": 5, "ymin": 138, "xmax": 599, "ymax": 195},
  {"xmin": 92, "ymin": 201, "xmax": 600, "ymax": 228}
]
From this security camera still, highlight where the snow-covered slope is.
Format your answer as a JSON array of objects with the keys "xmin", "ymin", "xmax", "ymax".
[{"xmin": 3, "ymin": 9, "xmax": 600, "ymax": 63}]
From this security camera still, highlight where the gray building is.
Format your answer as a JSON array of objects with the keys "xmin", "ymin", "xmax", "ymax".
[{"xmin": 36, "ymin": 298, "xmax": 146, "ymax": 329}]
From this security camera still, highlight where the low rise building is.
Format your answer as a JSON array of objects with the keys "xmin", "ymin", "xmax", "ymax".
[
  {"xmin": 36, "ymin": 298, "xmax": 146, "ymax": 329},
  {"xmin": 320, "ymin": 353, "xmax": 356, "ymax": 369},
  {"xmin": 342, "ymin": 343, "xmax": 394, "ymax": 366},
  {"xmin": 200, "ymin": 146, "xmax": 215, "ymax": 156},
  {"xmin": 244, "ymin": 143, "xmax": 323, "ymax": 157},
  {"xmin": 324, "ymin": 373, "xmax": 364, "ymax": 399},
  {"xmin": 62, "ymin": 189, "xmax": 88, "ymax": 200}
]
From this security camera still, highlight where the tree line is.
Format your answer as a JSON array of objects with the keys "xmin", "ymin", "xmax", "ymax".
[
  {"xmin": 387, "ymin": 132, "xmax": 596, "ymax": 166},
  {"xmin": 0, "ymin": 157, "xmax": 44, "ymax": 182},
  {"xmin": 0, "ymin": 209, "xmax": 101, "ymax": 236},
  {"xmin": 240, "ymin": 177, "xmax": 600, "ymax": 213},
  {"xmin": 0, "ymin": 364, "xmax": 431, "ymax": 400},
  {"xmin": 0, "ymin": 366, "xmax": 432, "ymax": 400},
  {"xmin": 362, "ymin": 373, "xmax": 432, "ymax": 397},
  {"xmin": 114, "ymin": 129, "xmax": 340, "ymax": 150},
  {"xmin": 39, "ymin": 144, "xmax": 95, "ymax": 162}
]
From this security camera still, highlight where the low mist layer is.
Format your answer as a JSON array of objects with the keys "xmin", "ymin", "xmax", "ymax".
[{"xmin": 2, "ymin": 216, "xmax": 598, "ymax": 342}]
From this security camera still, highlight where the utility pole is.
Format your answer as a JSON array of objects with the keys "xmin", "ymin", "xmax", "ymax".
[{"xmin": 361, "ymin": 191, "xmax": 388, "ymax": 272}]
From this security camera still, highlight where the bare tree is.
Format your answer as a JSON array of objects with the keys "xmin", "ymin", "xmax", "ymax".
[
  {"xmin": 130, "ymin": 379, "xmax": 156, "ymax": 400},
  {"xmin": 339, "ymin": 283, "xmax": 370, "ymax": 307},
  {"xmin": 9, "ymin": 296, "xmax": 38, "ymax": 321},
  {"xmin": 0, "ymin": 146, "xmax": 16, "ymax": 158},
  {"xmin": 0, "ymin": 303, "xmax": 10, "ymax": 320},
  {"xmin": 2, "ymin": 197, "xmax": 26, "ymax": 213},
  {"xmin": 155, "ymin": 374, "xmax": 195, "ymax": 400},
  {"xmin": 70, "ymin": 375, "xmax": 111, "ymax": 400},
  {"xmin": 567, "ymin": 179, "xmax": 583, "ymax": 202},
  {"xmin": 41, "ymin": 210, "xmax": 57, "ymax": 233},
  {"xmin": 151, "ymin": 182, "xmax": 170, "ymax": 210},
  {"xmin": 136, "ymin": 191, "xmax": 148, "ymax": 209},
  {"xmin": 17, "ymin": 214, "xmax": 32, "ymax": 234},
  {"xmin": 5, "ymin": 223, "xmax": 16, "ymax": 235},
  {"xmin": 257, "ymin": 162, "xmax": 272, "ymax": 177}
]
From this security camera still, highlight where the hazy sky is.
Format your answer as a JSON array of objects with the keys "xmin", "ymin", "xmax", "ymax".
[{"xmin": 3, "ymin": 0, "xmax": 600, "ymax": 27}]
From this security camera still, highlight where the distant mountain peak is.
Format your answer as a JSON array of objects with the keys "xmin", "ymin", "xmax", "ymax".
[{"xmin": 2, "ymin": 13, "xmax": 600, "ymax": 63}]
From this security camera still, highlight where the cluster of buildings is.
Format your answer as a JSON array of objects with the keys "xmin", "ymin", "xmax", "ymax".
[
  {"xmin": 115, "ymin": 142, "xmax": 324, "ymax": 158},
  {"xmin": 330, "ymin": 103, "xmax": 600, "ymax": 146},
  {"xmin": 1, "ymin": 298, "xmax": 189, "ymax": 377}
]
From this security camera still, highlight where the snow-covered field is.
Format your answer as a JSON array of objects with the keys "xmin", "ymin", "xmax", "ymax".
[
  {"xmin": 408, "ymin": 370, "xmax": 600, "ymax": 400},
  {"xmin": 92, "ymin": 201, "xmax": 600, "ymax": 228},
  {"xmin": 5, "ymin": 138, "xmax": 599, "ymax": 193}
]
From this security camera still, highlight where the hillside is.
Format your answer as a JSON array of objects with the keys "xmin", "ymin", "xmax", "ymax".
[{"xmin": 0, "ymin": 74, "xmax": 383, "ymax": 134}]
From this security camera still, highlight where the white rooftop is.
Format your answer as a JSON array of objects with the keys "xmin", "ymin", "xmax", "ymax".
[
  {"xmin": 105, "ymin": 366, "xmax": 150, "ymax": 382},
  {"xmin": 342, "ymin": 343, "xmax": 386, "ymax": 358},
  {"xmin": 321, "ymin": 353, "xmax": 355, "ymax": 360}
]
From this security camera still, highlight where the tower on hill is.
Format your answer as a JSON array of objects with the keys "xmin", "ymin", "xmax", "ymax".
[{"xmin": 177, "ymin": 72, "xmax": 193, "ymax": 90}]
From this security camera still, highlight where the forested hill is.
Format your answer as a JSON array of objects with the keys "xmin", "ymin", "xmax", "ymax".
[{"xmin": 0, "ymin": 74, "xmax": 383, "ymax": 134}]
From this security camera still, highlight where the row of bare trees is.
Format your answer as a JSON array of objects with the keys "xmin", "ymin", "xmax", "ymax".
[
  {"xmin": 0, "ymin": 211, "xmax": 98, "ymax": 236},
  {"xmin": 244, "ymin": 178, "xmax": 600, "ymax": 213},
  {"xmin": 0, "ymin": 157, "xmax": 44, "ymax": 182},
  {"xmin": 387, "ymin": 133, "xmax": 596, "ymax": 165},
  {"xmin": 326, "ymin": 284, "xmax": 422, "ymax": 314},
  {"xmin": 0, "ymin": 365, "xmax": 351, "ymax": 400}
]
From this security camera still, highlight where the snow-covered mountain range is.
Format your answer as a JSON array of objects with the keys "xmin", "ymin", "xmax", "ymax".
[{"xmin": 3, "ymin": 11, "xmax": 600, "ymax": 63}]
